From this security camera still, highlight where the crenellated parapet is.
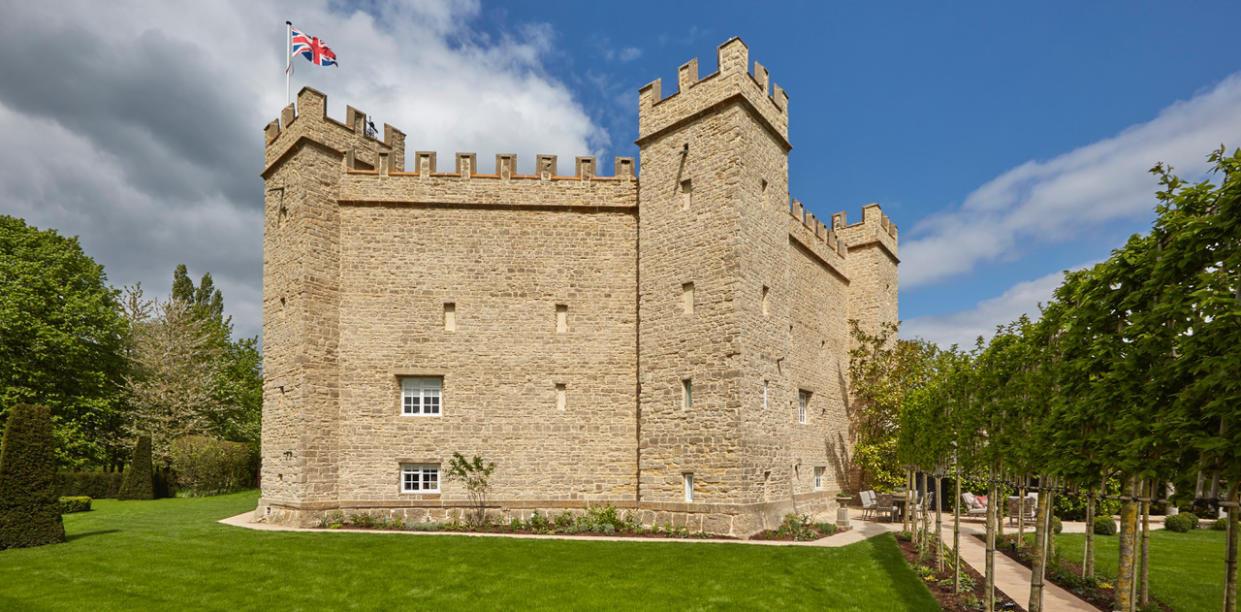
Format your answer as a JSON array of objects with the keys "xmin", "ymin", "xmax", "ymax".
[
  {"xmin": 264, "ymin": 87, "xmax": 636, "ymax": 184},
  {"xmin": 636, "ymin": 37, "xmax": 790, "ymax": 150},
  {"xmin": 833, "ymin": 203, "xmax": 899, "ymax": 263}
]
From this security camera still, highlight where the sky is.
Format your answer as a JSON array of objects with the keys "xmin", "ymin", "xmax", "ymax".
[{"xmin": 2, "ymin": 0, "xmax": 1239, "ymax": 347}]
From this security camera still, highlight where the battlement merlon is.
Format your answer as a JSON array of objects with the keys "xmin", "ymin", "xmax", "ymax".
[
  {"xmin": 834, "ymin": 203, "xmax": 899, "ymax": 263},
  {"xmin": 635, "ymin": 38, "xmax": 790, "ymax": 150},
  {"xmin": 263, "ymin": 87, "xmax": 405, "ymax": 177}
]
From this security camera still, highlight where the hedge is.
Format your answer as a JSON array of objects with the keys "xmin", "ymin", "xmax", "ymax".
[
  {"xmin": 59, "ymin": 496, "xmax": 92, "ymax": 514},
  {"xmin": 57, "ymin": 471, "xmax": 123, "ymax": 498},
  {"xmin": 117, "ymin": 436, "xmax": 155, "ymax": 500},
  {"xmin": 1164, "ymin": 511, "xmax": 1198, "ymax": 533},
  {"xmin": 0, "ymin": 404, "xmax": 66, "ymax": 549},
  {"xmin": 170, "ymin": 436, "xmax": 254, "ymax": 496}
]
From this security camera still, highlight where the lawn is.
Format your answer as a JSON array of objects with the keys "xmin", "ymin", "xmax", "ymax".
[
  {"xmin": 0, "ymin": 491, "xmax": 939, "ymax": 611},
  {"xmin": 1054, "ymin": 528, "xmax": 1237, "ymax": 612}
]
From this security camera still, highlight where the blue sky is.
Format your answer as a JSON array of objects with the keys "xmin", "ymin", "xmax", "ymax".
[{"xmin": 2, "ymin": 1, "xmax": 1239, "ymax": 345}]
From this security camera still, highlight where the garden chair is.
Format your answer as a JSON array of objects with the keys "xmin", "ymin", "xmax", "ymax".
[
  {"xmin": 960, "ymin": 492, "xmax": 987, "ymax": 517},
  {"xmin": 875, "ymin": 493, "xmax": 896, "ymax": 522},
  {"xmin": 860, "ymin": 490, "xmax": 877, "ymax": 520}
]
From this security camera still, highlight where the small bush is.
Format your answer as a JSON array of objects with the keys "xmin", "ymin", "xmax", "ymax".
[
  {"xmin": 117, "ymin": 436, "xmax": 155, "ymax": 500},
  {"xmin": 1211, "ymin": 517, "xmax": 1228, "ymax": 531},
  {"xmin": 1164, "ymin": 511, "xmax": 1198, "ymax": 532},
  {"xmin": 1051, "ymin": 515, "xmax": 1063, "ymax": 534},
  {"xmin": 57, "ymin": 471, "xmax": 123, "ymax": 498},
  {"xmin": 59, "ymin": 496, "xmax": 92, "ymax": 514},
  {"xmin": 1093, "ymin": 515, "xmax": 1118, "ymax": 535},
  {"xmin": 0, "ymin": 404, "xmax": 66, "ymax": 549},
  {"xmin": 169, "ymin": 436, "xmax": 252, "ymax": 496}
]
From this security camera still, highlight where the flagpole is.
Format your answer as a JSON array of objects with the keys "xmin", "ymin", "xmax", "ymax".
[{"xmin": 285, "ymin": 21, "xmax": 292, "ymax": 105}]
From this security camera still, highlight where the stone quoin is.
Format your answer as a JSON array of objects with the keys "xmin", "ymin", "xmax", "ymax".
[{"xmin": 257, "ymin": 37, "xmax": 899, "ymax": 536}]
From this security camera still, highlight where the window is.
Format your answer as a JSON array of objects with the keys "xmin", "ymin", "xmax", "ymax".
[
  {"xmin": 762, "ymin": 380, "xmax": 768, "ymax": 410},
  {"xmin": 402, "ymin": 377, "xmax": 442, "ymax": 416},
  {"xmin": 798, "ymin": 389, "xmax": 810, "ymax": 424},
  {"xmin": 682, "ymin": 379, "xmax": 692, "ymax": 410},
  {"xmin": 761, "ymin": 285, "xmax": 770, "ymax": 316},
  {"xmin": 814, "ymin": 466, "xmax": 825, "ymax": 490},
  {"xmin": 680, "ymin": 179, "xmax": 693, "ymax": 210},
  {"xmin": 555, "ymin": 383, "xmax": 566, "ymax": 410},
  {"xmin": 443, "ymin": 302, "xmax": 456, "ymax": 331},
  {"xmin": 401, "ymin": 465, "xmax": 440, "ymax": 493},
  {"xmin": 682, "ymin": 282, "xmax": 694, "ymax": 314},
  {"xmin": 555, "ymin": 304, "xmax": 568, "ymax": 333},
  {"xmin": 684, "ymin": 473, "xmax": 694, "ymax": 502}
]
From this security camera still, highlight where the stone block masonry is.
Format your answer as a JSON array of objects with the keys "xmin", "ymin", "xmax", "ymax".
[{"xmin": 257, "ymin": 37, "xmax": 898, "ymax": 537}]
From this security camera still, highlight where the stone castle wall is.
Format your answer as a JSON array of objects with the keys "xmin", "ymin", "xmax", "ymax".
[{"xmin": 257, "ymin": 38, "xmax": 898, "ymax": 536}]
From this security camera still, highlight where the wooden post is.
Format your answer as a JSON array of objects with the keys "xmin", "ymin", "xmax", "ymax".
[
  {"xmin": 985, "ymin": 467, "xmax": 996, "ymax": 611},
  {"xmin": 1222, "ymin": 483, "xmax": 1237, "ymax": 612},
  {"xmin": 954, "ymin": 460, "xmax": 961, "ymax": 593},
  {"xmin": 936, "ymin": 474, "xmax": 944, "ymax": 572}
]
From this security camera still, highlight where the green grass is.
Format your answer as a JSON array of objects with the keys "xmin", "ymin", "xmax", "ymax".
[
  {"xmin": 0, "ymin": 491, "xmax": 938, "ymax": 611},
  {"xmin": 1054, "ymin": 528, "xmax": 1237, "ymax": 612}
]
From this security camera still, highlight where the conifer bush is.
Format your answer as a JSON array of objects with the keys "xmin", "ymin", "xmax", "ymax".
[
  {"xmin": 58, "ymin": 496, "xmax": 92, "ymax": 514},
  {"xmin": 0, "ymin": 404, "xmax": 66, "ymax": 549},
  {"xmin": 117, "ymin": 436, "xmax": 155, "ymax": 500}
]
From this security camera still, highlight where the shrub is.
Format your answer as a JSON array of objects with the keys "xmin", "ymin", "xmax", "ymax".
[
  {"xmin": 1051, "ymin": 515, "xmax": 1063, "ymax": 534},
  {"xmin": 169, "ymin": 436, "xmax": 252, "ymax": 496},
  {"xmin": 1164, "ymin": 511, "xmax": 1198, "ymax": 533},
  {"xmin": 0, "ymin": 404, "xmax": 66, "ymax": 549},
  {"xmin": 1211, "ymin": 517, "xmax": 1228, "ymax": 531},
  {"xmin": 59, "ymin": 496, "xmax": 92, "ymax": 514},
  {"xmin": 57, "ymin": 471, "xmax": 123, "ymax": 498},
  {"xmin": 1093, "ymin": 515, "xmax": 1118, "ymax": 535},
  {"xmin": 117, "ymin": 436, "xmax": 155, "ymax": 500}
]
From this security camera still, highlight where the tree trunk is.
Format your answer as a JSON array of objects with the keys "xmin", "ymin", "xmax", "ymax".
[
  {"xmin": 1140, "ymin": 479, "xmax": 1151, "ymax": 606},
  {"xmin": 904, "ymin": 468, "xmax": 914, "ymax": 535},
  {"xmin": 920, "ymin": 470, "xmax": 931, "ymax": 560},
  {"xmin": 1084, "ymin": 482, "xmax": 1096, "ymax": 579},
  {"xmin": 1045, "ymin": 477, "xmax": 1056, "ymax": 565},
  {"xmin": 1029, "ymin": 475, "xmax": 1050, "ymax": 612},
  {"xmin": 954, "ymin": 462, "xmax": 962, "ymax": 593},
  {"xmin": 1223, "ymin": 483, "xmax": 1237, "ymax": 612},
  {"xmin": 986, "ymin": 468, "xmax": 997, "ymax": 612},
  {"xmin": 936, "ymin": 475, "xmax": 944, "ymax": 572},
  {"xmin": 1018, "ymin": 474, "xmax": 1027, "ymax": 548},
  {"xmin": 1117, "ymin": 475, "xmax": 1139, "ymax": 612}
]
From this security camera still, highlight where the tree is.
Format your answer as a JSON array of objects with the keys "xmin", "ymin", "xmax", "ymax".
[
  {"xmin": 117, "ymin": 435, "xmax": 154, "ymax": 500},
  {"xmin": 0, "ymin": 216, "xmax": 128, "ymax": 469},
  {"xmin": 445, "ymin": 452, "xmax": 496, "ymax": 527},
  {"xmin": 0, "ymin": 404, "xmax": 65, "ymax": 549},
  {"xmin": 123, "ymin": 286, "xmax": 222, "ymax": 460}
]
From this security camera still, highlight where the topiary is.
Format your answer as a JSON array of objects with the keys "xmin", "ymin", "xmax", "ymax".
[
  {"xmin": 0, "ymin": 404, "xmax": 67, "ymax": 549},
  {"xmin": 59, "ymin": 496, "xmax": 92, "ymax": 514},
  {"xmin": 1051, "ymin": 515, "xmax": 1063, "ymax": 534},
  {"xmin": 117, "ymin": 436, "xmax": 155, "ymax": 500},
  {"xmin": 1093, "ymin": 515, "xmax": 1118, "ymax": 535},
  {"xmin": 1164, "ymin": 511, "xmax": 1198, "ymax": 533}
]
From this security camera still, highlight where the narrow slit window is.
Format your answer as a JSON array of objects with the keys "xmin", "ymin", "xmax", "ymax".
[
  {"xmin": 814, "ymin": 466, "xmax": 825, "ymax": 490},
  {"xmin": 682, "ymin": 378, "xmax": 692, "ymax": 410},
  {"xmin": 555, "ymin": 304, "xmax": 568, "ymax": 333},
  {"xmin": 555, "ymin": 383, "xmax": 566, "ymax": 410},
  {"xmin": 763, "ymin": 380, "xmax": 768, "ymax": 410},
  {"xmin": 761, "ymin": 286, "xmax": 770, "ymax": 316},
  {"xmin": 684, "ymin": 473, "xmax": 694, "ymax": 503},
  {"xmin": 798, "ymin": 389, "xmax": 810, "ymax": 424},
  {"xmin": 443, "ymin": 302, "xmax": 456, "ymax": 331},
  {"xmin": 680, "ymin": 179, "xmax": 693, "ymax": 210},
  {"xmin": 682, "ymin": 282, "xmax": 694, "ymax": 314}
]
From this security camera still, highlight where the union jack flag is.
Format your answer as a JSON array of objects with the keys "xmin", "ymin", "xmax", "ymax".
[{"xmin": 290, "ymin": 26, "xmax": 338, "ymax": 67}]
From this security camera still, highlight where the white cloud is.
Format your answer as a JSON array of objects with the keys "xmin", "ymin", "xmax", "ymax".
[
  {"xmin": 0, "ymin": 1, "xmax": 604, "ymax": 339},
  {"xmin": 902, "ymin": 263, "xmax": 1094, "ymax": 349},
  {"xmin": 900, "ymin": 73, "xmax": 1241, "ymax": 289}
]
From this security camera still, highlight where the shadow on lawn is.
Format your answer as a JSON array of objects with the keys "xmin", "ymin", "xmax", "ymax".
[
  {"xmin": 858, "ymin": 533, "xmax": 940, "ymax": 611},
  {"xmin": 66, "ymin": 529, "xmax": 120, "ymax": 542}
]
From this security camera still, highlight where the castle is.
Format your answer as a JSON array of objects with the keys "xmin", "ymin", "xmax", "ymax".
[{"xmin": 257, "ymin": 37, "xmax": 898, "ymax": 536}]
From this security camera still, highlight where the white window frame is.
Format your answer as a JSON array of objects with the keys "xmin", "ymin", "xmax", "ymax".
[
  {"xmin": 763, "ymin": 380, "xmax": 768, "ymax": 410},
  {"xmin": 814, "ymin": 466, "xmax": 825, "ymax": 490},
  {"xmin": 682, "ymin": 378, "xmax": 692, "ymax": 410},
  {"xmin": 400, "ymin": 464, "xmax": 440, "ymax": 493},
  {"xmin": 684, "ymin": 473, "xmax": 694, "ymax": 503},
  {"xmin": 798, "ymin": 389, "xmax": 809, "ymax": 424},
  {"xmin": 401, "ymin": 377, "xmax": 442, "ymax": 416}
]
